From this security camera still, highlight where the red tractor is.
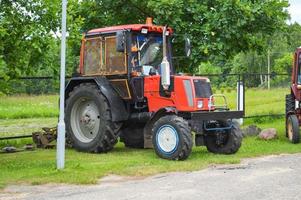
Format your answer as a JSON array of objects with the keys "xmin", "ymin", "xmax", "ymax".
[
  {"xmin": 285, "ymin": 47, "xmax": 301, "ymax": 144},
  {"xmin": 65, "ymin": 18, "xmax": 244, "ymax": 160}
]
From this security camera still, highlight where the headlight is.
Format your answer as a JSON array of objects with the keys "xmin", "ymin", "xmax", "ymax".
[{"xmin": 197, "ymin": 100, "xmax": 203, "ymax": 109}]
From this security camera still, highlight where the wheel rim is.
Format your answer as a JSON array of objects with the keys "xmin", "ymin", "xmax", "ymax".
[
  {"xmin": 156, "ymin": 125, "xmax": 179, "ymax": 154},
  {"xmin": 70, "ymin": 97, "xmax": 100, "ymax": 143},
  {"xmin": 287, "ymin": 119, "xmax": 293, "ymax": 141}
]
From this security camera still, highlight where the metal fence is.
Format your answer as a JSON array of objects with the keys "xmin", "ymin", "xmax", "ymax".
[
  {"xmin": 0, "ymin": 73, "xmax": 290, "ymax": 94},
  {"xmin": 0, "ymin": 73, "xmax": 290, "ymax": 141}
]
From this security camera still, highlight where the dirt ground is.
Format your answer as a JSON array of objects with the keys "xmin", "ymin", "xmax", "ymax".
[{"xmin": 1, "ymin": 153, "xmax": 301, "ymax": 200}]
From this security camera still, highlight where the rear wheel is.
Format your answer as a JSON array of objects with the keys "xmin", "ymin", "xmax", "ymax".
[
  {"xmin": 204, "ymin": 121, "xmax": 242, "ymax": 154},
  {"xmin": 286, "ymin": 114, "xmax": 300, "ymax": 144},
  {"xmin": 152, "ymin": 115, "xmax": 193, "ymax": 160},
  {"xmin": 65, "ymin": 83, "xmax": 121, "ymax": 153}
]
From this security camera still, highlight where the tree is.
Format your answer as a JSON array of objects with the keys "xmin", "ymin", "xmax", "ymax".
[
  {"xmin": 0, "ymin": 0, "xmax": 61, "ymax": 78},
  {"xmin": 76, "ymin": 0, "xmax": 289, "ymax": 72},
  {"xmin": 0, "ymin": 0, "xmax": 84, "ymax": 78},
  {"xmin": 0, "ymin": 0, "xmax": 290, "ymax": 78}
]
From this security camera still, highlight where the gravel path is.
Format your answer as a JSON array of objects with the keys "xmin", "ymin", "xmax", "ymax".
[{"xmin": 1, "ymin": 153, "xmax": 301, "ymax": 200}]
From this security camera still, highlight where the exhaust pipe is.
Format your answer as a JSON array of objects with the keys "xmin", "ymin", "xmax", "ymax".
[{"xmin": 161, "ymin": 26, "xmax": 170, "ymax": 90}]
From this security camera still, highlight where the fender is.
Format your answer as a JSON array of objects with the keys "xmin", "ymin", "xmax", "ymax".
[
  {"xmin": 65, "ymin": 76, "xmax": 129, "ymax": 122},
  {"xmin": 143, "ymin": 107, "xmax": 177, "ymax": 148}
]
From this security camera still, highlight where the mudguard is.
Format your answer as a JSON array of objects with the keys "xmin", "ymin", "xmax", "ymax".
[
  {"xmin": 65, "ymin": 76, "xmax": 129, "ymax": 122},
  {"xmin": 143, "ymin": 107, "xmax": 177, "ymax": 148}
]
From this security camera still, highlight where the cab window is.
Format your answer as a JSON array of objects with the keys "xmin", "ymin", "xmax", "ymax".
[{"xmin": 298, "ymin": 53, "xmax": 301, "ymax": 84}]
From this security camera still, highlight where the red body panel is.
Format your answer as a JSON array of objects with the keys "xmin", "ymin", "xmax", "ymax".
[{"xmin": 144, "ymin": 75, "xmax": 211, "ymax": 112}]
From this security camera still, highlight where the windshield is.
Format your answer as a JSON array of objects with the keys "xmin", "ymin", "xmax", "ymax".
[{"xmin": 131, "ymin": 34, "xmax": 167, "ymax": 75}]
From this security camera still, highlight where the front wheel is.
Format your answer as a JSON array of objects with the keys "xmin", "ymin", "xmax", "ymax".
[
  {"xmin": 286, "ymin": 114, "xmax": 300, "ymax": 144},
  {"xmin": 204, "ymin": 121, "xmax": 242, "ymax": 154},
  {"xmin": 152, "ymin": 115, "xmax": 193, "ymax": 160}
]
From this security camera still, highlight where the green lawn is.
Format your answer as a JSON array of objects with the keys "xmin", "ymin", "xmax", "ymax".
[
  {"xmin": 0, "ymin": 88, "xmax": 300, "ymax": 189},
  {"xmin": 1, "ymin": 118, "xmax": 300, "ymax": 189},
  {"xmin": 0, "ymin": 88, "xmax": 290, "ymax": 120},
  {"xmin": 0, "ymin": 95, "xmax": 58, "ymax": 119}
]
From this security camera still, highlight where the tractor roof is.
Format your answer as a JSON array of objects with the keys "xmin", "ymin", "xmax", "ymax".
[{"xmin": 87, "ymin": 18, "xmax": 173, "ymax": 36}]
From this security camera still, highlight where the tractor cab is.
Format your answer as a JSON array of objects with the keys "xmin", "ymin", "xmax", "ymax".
[{"xmin": 80, "ymin": 18, "xmax": 173, "ymax": 76}]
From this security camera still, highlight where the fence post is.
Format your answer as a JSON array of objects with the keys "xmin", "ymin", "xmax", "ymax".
[{"xmin": 236, "ymin": 75, "xmax": 244, "ymax": 125}]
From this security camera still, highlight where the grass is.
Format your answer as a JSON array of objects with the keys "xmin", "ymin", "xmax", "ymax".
[
  {"xmin": 0, "ymin": 95, "xmax": 58, "ymax": 119},
  {"xmin": 216, "ymin": 87, "xmax": 289, "ymax": 116},
  {"xmin": 1, "ymin": 118, "xmax": 301, "ymax": 189},
  {"xmin": 0, "ymin": 118, "xmax": 57, "ymax": 148},
  {"xmin": 0, "ymin": 88, "xmax": 290, "ymax": 120},
  {"xmin": 0, "ymin": 88, "xmax": 299, "ymax": 189}
]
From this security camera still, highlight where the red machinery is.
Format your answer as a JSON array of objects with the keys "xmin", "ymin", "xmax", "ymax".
[
  {"xmin": 64, "ymin": 18, "xmax": 244, "ymax": 160},
  {"xmin": 285, "ymin": 47, "xmax": 301, "ymax": 143}
]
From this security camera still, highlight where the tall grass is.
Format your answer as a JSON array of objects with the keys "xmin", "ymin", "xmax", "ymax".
[
  {"xmin": 0, "ymin": 88, "xmax": 290, "ymax": 119},
  {"xmin": 217, "ymin": 88, "xmax": 289, "ymax": 116},
  {"xmin": 0, "ymin": 95, "xmax": 58, "ymax": 119}
]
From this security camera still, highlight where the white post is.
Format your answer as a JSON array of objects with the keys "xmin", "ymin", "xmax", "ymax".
[
  {"xmin": 57, "ymin": 0, "xmax": 67, "ymax": 169},
  {"xmin": 236, "ymin": 81, "xmax": 244, "ymax": 125}
]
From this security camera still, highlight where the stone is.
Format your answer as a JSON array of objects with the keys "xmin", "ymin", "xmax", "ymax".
[
  {"xmin": 258, "ymin": 128, "xmax": 277, "ymax": 140},
  {"xmin": 242, "ymin": 125, "xmax": 262, "ymax": 137}
]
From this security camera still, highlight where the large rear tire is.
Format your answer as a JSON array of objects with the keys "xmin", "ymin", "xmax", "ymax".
[
  {"xmin": 152, "ymin": 115, "xmax": 193, "ymax": 160},
  {"xmin": 204, "ymin": 121, "xmax": 242, "ymax": 154},
  {"xmin": 65, "ymin": 83, "xmax": 121, "ymax": 153},
  {"xmin": 286, "ymin": 114, "xmax": 300, "ymax": 144}
]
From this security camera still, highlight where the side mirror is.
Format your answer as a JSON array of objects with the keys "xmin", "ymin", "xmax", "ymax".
[
  {"xmin": 116, "ymin": 31, "xmax": 125, "ymax": 52},
  {"xmin": 185, "ymin": 37, "xmax": 191, "ymax": 57}
]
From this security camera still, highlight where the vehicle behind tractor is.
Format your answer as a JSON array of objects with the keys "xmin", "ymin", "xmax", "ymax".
[
  {"xmin": 64, "ymin": 18, "xmax": 244, "ymax": 160},
  {"xmin": 285, "ymin": 47, "xmax": 301, "ymax": 144}
]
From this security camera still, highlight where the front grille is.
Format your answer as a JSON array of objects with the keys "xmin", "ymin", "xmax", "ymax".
[{"xmin": 193, "ymin": 79, "xmax": 212, "ymax": 98}]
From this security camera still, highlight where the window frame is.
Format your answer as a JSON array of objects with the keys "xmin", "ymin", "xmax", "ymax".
[{"xmin": 82, "ymin": 34, "xmax": 128, "ymax": 76}]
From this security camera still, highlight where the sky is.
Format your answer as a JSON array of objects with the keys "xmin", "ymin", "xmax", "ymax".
[{"xmin": 288, "ymin": 0, "xmax": 301, "ymax": 24}]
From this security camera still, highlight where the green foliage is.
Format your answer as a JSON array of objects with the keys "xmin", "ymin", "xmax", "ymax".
[
  {"xmin": 274, "ymin": 53, "xmax": 294, "ymax": 74},
  {"xmin": 147, "ymin": 0, "xmax": 289, "ymax": 68},
  {"xmin": 196, "ymin": 62, "xmax": 221, "ymax": 74},
  {"xmin": 76, "ymin": 0, "xmax": 289, "ymax": 72},
  {"xmin": 0, "ymin": 0, "xmax": 84, "ymax": 78},
  {"xmin": 0, "ymin": 0, "xmax": 61, "ymax": 77},
  {"xmin": 0, "ymin": 0, "xmax": 293, "ymax": 91},
  {"xmin": 270, "ymin": 53, "xmax": 293, "ymax": 87}
]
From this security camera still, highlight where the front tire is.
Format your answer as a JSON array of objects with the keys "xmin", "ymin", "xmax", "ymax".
[
  {"xmin": 285, "ymin": 94, "xmax": 295, "ymax": 137},
  {"xmin": 204, "ymin": 121, "xmax": 242, "ymax": 154},
  {"xmin": 152, "ymin": 115, "xmax": 193, "ymax": 160},
  {"xmin": 65, "ymin": 83, "xmax": 121, "ymax": 153},
  {"xmin": 286, "ymin": 114, "xmax": 300, "ymax": 144}
]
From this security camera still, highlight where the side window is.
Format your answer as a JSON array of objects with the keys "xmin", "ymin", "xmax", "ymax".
[
  {"xmin": 298, "ymin": 53, "xmax": 301, "ymax": 84},
  {"xmin": 83, "ymin": 36, "xmax": 127, "ymax": 75},
  {"xmin": 83, "ymin": 38, "xmax": 102, "ymax": 74},
  {"xmin": 105, "ymin": 36, "xmax": 126, "ymax": 74}
]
